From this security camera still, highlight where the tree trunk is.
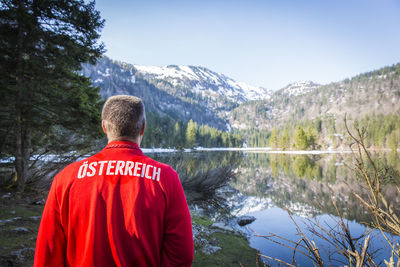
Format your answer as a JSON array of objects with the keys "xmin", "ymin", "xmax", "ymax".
[
  {"xmin": 14, "ymin": 0, "xmax": 31, "ymax": 191},
  {"xmin": 14, "ymin": 69, "xmax": 31, "ymax": 191},
  {"xmin": 15, "ymin": 116, "xmax": 31, "ymax": 191}
]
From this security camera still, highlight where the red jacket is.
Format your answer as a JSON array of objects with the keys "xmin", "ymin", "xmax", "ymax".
[{"xmin": 34, "ymin": 141, "xmax": 193, "ymax": 267}]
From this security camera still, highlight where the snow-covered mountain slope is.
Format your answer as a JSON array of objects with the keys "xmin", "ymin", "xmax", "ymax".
[
  {"xmin": 134, "ymin": 64, "xmax": 272, "ymax": 103},
  {"xmin": 278, "ymin": 81, "xmax": 320, "ymax": 97},
  {"xmin": 82, "ymin": 56, "xmax": 272, "ymax": 130}
]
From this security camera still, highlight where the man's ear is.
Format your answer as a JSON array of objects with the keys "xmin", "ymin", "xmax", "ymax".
[
  {"xmin": 101, "ymin": 120, "xmax": 107, "ymax": 134},
  {"xmin": 140, "ymin": 121, "xmax": 146, "ymax": 136}
]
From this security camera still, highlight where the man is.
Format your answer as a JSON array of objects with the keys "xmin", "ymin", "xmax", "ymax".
[{"xmin": 34, "ymin": 95, "xmax": 194, "ymax": 267}]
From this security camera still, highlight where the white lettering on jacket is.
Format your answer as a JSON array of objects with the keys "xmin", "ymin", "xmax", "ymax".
[
  {"xmin": 106, "ymin": 160, "xmax": 116, "ymax": 175},
  {"xmin": 86, "ymin": 162, "xmax": 97, "ymax": 177},
  {"xmin": 77, "ymin": 160, "xmax": 162, "ymax": 182}
]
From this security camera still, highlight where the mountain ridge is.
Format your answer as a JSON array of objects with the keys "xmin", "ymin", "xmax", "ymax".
[
  {"xmin": 133, "ymin": 63, "xmax": 272, "ymax": 103},
  {"xmin": 83, "ymin": 56, "xmax": 400, "ymax": 135},
  {"xmin": 82, "ymin": 56, "xmax": 274, "ymax": 130},
  {"xmin": 229, "ymin": 63, "xmax": 400, "ymax": 131}
]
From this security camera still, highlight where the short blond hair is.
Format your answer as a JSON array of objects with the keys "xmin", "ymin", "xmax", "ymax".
[{"xmin": 102, "ymin": 95, "xmax": 146, "ymax": 140}]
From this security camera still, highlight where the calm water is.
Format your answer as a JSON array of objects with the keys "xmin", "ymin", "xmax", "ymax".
[{"xmin": 152, "ymin": 151, "xmax": 400, "ymax": 266}]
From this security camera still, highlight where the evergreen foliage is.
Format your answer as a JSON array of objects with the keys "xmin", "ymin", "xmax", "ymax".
[
  {"xmin": 279, "ymin": 129, "xmax": 290, "ymax": 150},
  {"xmin": 186, "ymin": 119, "xmax": 198, "ymax": 148},
  {"xmin": 293, "ymin": 126, "xmax": 308, "ymax": 150},
  {"xmin": 0, "ymin": 0, "xmax": 105, "ymax": 189},
  {"xmin": 269, "ymin": 127, "xmax": 278, "ymax": 148},
  {"xmin": 243, "ymin": 112, "xmax": 400, "ymax": 150},
  {"xmin": 141, "ymin": 113, "xmax": 243, "ymax": 149},
  {"xmin": 356, "ymin": 111, "xmax": 400, "ymax": 148}
]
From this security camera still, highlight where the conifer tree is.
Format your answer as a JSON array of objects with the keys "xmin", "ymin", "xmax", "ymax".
[
  {"xmin": 279, "ymin": 129, "xmax": 290, "ymax": 150},
  {"xmin": 269, "ymin": 127, "xmax": 279, "ymax": 148},
  {"xmin": 293, "ymin": 126, "xmax": 308, "ymax": 150},
  {"xmin": 0, "ymin": 0, "xmax": 104, "ymax": 190},
  {"xmin": 305, "ymin": 126, "xmax": 318, "ymax": 149},
  {"xmin": 185, "ymin": 119, "xmax": 198, "ymax": 148},
  {"xmin": 173, "ymin": 121, "xmax": 185, "ymax": 149}
]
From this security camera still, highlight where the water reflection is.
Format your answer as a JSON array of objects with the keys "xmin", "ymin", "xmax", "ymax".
[
  {"xmin": 150, "ymin": 150, "xmax": 400, "ymax": 264},
  {"xmin": 233, "ymin": 152, "xmax": 400, "ymax": 222},
  {"xmin": 247, "ymin": 207, "xmax": 399, "ymax": 266},
  {"xmin": 151, "ymin": 150, "xmax": 400, "ymax": 222}
]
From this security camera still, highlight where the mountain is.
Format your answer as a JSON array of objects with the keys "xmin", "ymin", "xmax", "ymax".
[
  {"xmin": 83, "ymin": 56, "xmax": 400, "ymax": 140},
  {"xmin": 229, "ymin": 64, "xmax": 400, "ymax": 131},
  {"xmin": 82, "ymin": 56, "xmax": 272, "ymax": 130},
  {"xmin": 134, "ymin": 64, "xmax": 271, "ymax": 103}
]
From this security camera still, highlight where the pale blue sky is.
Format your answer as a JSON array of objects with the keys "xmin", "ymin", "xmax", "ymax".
[{"xmin": 95, "ymin": 0, "xmax": 400, "ymax": 90}]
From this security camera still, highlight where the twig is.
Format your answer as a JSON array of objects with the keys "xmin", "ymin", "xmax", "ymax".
[{"xmin": 258, "ymin": 253, "xmax": 297, "ymax": 267}]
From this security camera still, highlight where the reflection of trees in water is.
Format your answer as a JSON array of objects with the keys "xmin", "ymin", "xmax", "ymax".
[
  {"xmin": 269, "ymin": 154, "xmax": 331, "ymax": 182},
  {"xmin": 233, "ymin": 152, "xmax": 400, "ymax": 223},
  {"xmin": 362, "ymin": 152, "xmax": 400, "ymax": 185},
  {"xmin": 292, "ymin": 156, "xmax": 322, "ymax": 180}
]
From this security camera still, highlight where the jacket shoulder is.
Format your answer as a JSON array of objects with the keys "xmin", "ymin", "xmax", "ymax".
[{"xmin": 54, "ymin": 154, "xmax": 98, "ymax": 182}]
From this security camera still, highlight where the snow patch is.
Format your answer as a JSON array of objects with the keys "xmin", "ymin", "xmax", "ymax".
[
  {"xmin": 141, "ymin": 148, "xmax": 177, "ymax": 153},
  {"xmin": 280, "ymin": 81, "xmax": 319, "ymax": 97},
  {"xmin": 132, "ymin": 63, "xmax": 272, "ymax": 102}
]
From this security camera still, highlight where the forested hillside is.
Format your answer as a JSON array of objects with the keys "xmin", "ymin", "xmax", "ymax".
[
  {"xmin": 230, "ymin": 64, "xmax": 400, "ymax": 130},
  {"xmin": 232, "ymin": 64, "xmax": 400, "ymax": 149},
  {"xmin": 141, "ymin": 115, "xmax": 243, "ymax": 149}
]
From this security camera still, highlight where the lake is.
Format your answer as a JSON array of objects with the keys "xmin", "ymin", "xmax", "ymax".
[{"xmin": 152, "ymin": 150, "xmax": 400, "ymax": 266}]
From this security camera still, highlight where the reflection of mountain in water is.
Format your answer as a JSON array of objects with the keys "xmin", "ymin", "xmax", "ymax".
[
  {"xmin": 232, "ymin": 152, "xmax": 400, "ymax": 223},
  {"xmin": 151, "ymin": 151, "xmax": 400, "ymax": 225}
]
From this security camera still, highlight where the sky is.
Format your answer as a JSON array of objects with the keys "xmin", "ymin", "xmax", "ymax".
[{"xmin": 95, "ymin": 0, "xmax": 400, "ymax": 91}]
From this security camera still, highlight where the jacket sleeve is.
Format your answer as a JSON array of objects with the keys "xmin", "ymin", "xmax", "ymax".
[
  {"xmin": 34, "ymin": 174, "xmax": 66, "ymax": 267},
  {"xmin": 161, "ymin": 169, "xmax": 194, "ymax": 266}
]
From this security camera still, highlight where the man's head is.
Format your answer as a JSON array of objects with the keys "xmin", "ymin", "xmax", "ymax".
[{"xmin": 101, "ymin": 95, "xmax": 146, "ymax": 143}]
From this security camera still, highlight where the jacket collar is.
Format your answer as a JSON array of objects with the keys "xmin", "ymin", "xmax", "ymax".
[{"xmin": 104, "ymin": 140, "xmax": 143, "ymax": 155}]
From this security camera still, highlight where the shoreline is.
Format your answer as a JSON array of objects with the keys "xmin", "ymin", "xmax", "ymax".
[
  {"xmin": 143, "ymin": 147, "xmax": 397, "ymax": 154},
  {"xmin": 0, "ymin": 148, "xmax": 397, "ymax": 163}
]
